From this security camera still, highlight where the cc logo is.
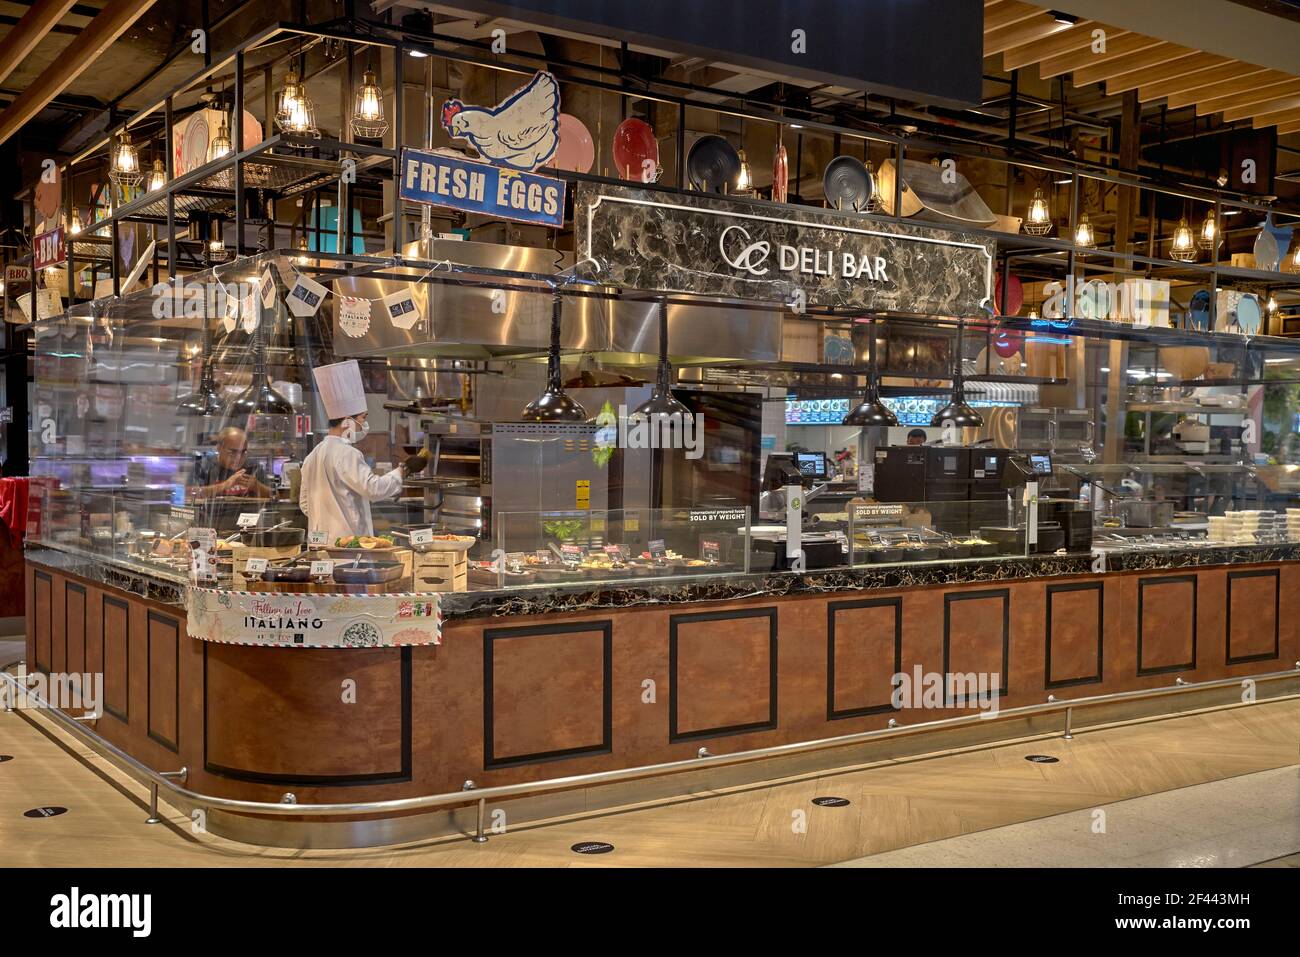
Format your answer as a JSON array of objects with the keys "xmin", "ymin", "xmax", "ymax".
[{"xmin": 719, "ymin": 224, "xmax": 771, "ymax": 276}]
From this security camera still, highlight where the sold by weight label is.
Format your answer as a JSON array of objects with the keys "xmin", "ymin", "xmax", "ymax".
[
  {"xmin": 688, "ymin": 507, "xmax": 747, "ymax": 523},
  {"xmin": 853, "ymin": 503, "xmax": 904, "ymax": 521}
]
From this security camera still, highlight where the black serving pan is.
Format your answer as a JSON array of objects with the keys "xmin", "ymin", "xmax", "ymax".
[
  {"xmin": 240, "ymin": 527, "xmax": 306, "ymax": 548},
  {"xmin": 333, "ymin": 560, "xmax": 404, "ymax": 585},
  {"xmin": 261, "ymin": 565, "xmax": 312, "ymax": 583}
]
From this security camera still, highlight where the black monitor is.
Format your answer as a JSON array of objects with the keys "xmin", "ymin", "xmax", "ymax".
[
  {"xmin": 1028, "ymin": 453, "xmax": 1053, "ymax": 476},
  {"xmin": 795, "ymin": 452, "xmax": 827, "ymax": 479}
]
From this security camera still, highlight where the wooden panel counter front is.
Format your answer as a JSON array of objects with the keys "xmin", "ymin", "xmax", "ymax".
[{"xmin": 23, "ymin": 559, "xmax": 1300, "ymax": 805}]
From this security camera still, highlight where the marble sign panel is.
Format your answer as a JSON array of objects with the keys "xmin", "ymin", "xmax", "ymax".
[{"xmin": 575, "ymin": 183, "xmax": 994, "ymax": 317}]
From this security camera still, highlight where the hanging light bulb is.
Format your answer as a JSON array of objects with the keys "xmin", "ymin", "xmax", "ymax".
[
  {"xmin": 207, "ymin": 219, "xmax": 227, "ymax": 262},
  {"xmin": 147, "ymin": 158, "xmax": 167, "ymax": 192},
  {"xmin": 1289, "ymin": 242, "xmax": 1300, "ymax": 273},
  {"xmin": 1170, "ymin": 217, "xmax": 1197, "ymax": 262},
  {"xmin": 1267, "ymin": 293, "xmax": 1278, "ymax": 314},
  {"xmin": 1198, "ymin": 212, "xmax": 1219, "ymax": 251},
  {"xmin": 1073, "ymin": 212, "xmax": 1095, "ymax": 248},
  {"xmin": 275, "ymin": 66, "xmax": 306, "ymax": 129},
  {"xmin": 208, "ymin": 115, "xmax": 232, "ymax": 161},
  {"xmin": 350, "ymin": 69, "xmax": 388, "ymax": 138},
  {"xmin": 109, "ymin": 132, "xmax": 142, "ymax": 187},
  {"xmin": 1022, "ymin": 188, "xmax": 1052, "ymax": 235},
  {"xmin": 735, "ymin": 149, "xmax": 753, "ymax": 193},
  {"xmin": 296, "ymin": 236, "xmax": 309, "ymax": 266},
  {"xmin": 1027, "ymin": 306, "xmax": 1040, "ymax": 320},
  {"xmin": 68, "ymin": 208, "xmax": 83, "ymax": 236},
  {"xmin": 284, "ymin": 90, "xmax": 319, "ymax": 136}
]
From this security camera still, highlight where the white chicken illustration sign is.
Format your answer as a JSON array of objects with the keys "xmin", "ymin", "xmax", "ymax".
[{"xmin": 399, "ymin": 71, "xmax": 567, "ymax": 228}]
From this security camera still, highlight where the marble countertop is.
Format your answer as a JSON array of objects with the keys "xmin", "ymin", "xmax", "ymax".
[{"xmin": 28, "ymin": 540, "xmax": 1300, "ymax": 624}]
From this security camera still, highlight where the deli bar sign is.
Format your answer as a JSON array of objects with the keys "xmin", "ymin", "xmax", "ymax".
[{"xmin": 575, "ymin": 183, "xmax": 993, "ymax": 317}]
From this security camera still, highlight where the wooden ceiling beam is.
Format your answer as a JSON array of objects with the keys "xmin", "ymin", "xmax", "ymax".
[
  {"xmin": 1040, "ymin": 32, "xmax": 1164, "ymax": 80},
  {"xmin": 1002, "ymin": 22, "xmax": 1106, "ymax": 70},
  {"xmin": 1196, "ymin": 78, "xmax": 1300, "ymax": 116},
  {"xmin": 1072, "ymin": 42, "xmax": 1194, "ymax": 87},
  {"xmin": 983, "ymin": 0, "xmax": 1046, "ymax": 34},
  {"xmin": 1140, "ymin": 62, "xmax": 1269, "ymax": 102},
  {"xmin": 1168, "ymin": 69, "xmax": 1291, "ymax": 108},
  {"xmin": 1250, "ymin": 102, "xmax": 1300, "ymax": 128},
  {"xmin": 1274, "ymin": 119, "xmax": 1300, "ymax": 135},
  {"xmin": 1226, "ymin": 92, "xmax": 1300, "ymax": 122},
  {"xmin": 985, "ymin": 15, "xmax": 1077, "ymax": 58},
  {"xmin": 1106, "ymin": 53, "xmax": 1229, "ymax": 95},
  {"xmin": 0, "ymin": 0, "xmax": 79, "ymax": 87}
]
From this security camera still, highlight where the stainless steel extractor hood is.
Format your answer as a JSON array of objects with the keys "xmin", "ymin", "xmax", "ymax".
[{"xmin": 331, "ymin": 239, "xmax": 782, "ymax": 366}]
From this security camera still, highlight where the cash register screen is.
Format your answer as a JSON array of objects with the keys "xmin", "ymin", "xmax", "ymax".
[
  {"xmin": 1029, "ymin": 453, "xmax": 1053, "ymax": 475},
  {"xmin": 796, "ymin": 453, "xmax": 827, "ymax": 478}
]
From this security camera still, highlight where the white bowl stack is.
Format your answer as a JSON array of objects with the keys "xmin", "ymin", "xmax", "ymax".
[{"xmin": 1288, "ymin": 508, "xmax": 1300, "ymax": 541}]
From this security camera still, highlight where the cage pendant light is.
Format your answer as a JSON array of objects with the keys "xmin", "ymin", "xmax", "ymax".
[
  {"xmin": 109, "ymin": 132, "xmax": 142, "ymax": 187},
  {"xmin": 351, "ymin": 68, "xmax": 389, "ymax": 138},
  {"xmin": 1170, "ymin": 216, "xmax": 1197, "ymax": 262},
  {"xmin": 1073, "ymin": 212, "xmax": 1095, "ymax": 249},
  {"xmin": 1198, "ymin": 212, "xmax": 1219, "ymax": 251},
  {"xmin": 275, "ymin": 66, "xmax": 307, "ymax": 129},
  {"xmin": 208, "ymin": 115, "xmax": 232, "ymax": 161},
  {"xmin": 1022, "ymin": 187, "xmax": 1052, "ymax": 235}
]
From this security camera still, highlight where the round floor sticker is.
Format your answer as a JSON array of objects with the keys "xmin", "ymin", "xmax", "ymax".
[
  {"xmin": 571, "ymin": 841, "xmax": 614, "ymax": 855},
  {"xmin": 811, "ymin": 796, "xmax": 851, "ymax": 807},
  {"xmin": 24, "ymin": 806, "xmax": 68, "ymax": 818},
  {"xmin": 1025, "ymin": 754, "xmax": 1060, "ymax": 763},
  {"xmin": 0, "ymin": 755, "xmax": 13, "ymax": 762}
]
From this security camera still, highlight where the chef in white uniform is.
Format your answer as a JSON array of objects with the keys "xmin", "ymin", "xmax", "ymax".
[{"xmin": 299, "ymin": 360, "xmax": 426, "ymax": 540}]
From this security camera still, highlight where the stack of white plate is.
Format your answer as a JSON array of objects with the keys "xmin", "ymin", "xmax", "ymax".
[{"xmin": 1287, "ymin": 508, "xmax": 1300, "ymax": 541}]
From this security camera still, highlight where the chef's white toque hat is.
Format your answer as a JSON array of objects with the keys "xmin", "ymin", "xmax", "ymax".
[{"xmin": 312, "ymin": 359, "xmax": 368, "ymax": 419}]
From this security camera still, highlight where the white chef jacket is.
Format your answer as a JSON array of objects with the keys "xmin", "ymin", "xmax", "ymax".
[{"xmin": 298, "ymin": 434, "xmax": 405, "ymax": 541}]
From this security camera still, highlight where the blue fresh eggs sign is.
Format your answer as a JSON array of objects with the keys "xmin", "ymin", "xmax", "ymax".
[{"xmin": 399, "ymin": 147, "xmax": 566, "ymax": 228}]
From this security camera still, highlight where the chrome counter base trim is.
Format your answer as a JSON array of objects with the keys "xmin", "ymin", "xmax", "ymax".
[{"xmin": 5, "ymin": 658, "xmax": 1298, "ymax": 849}]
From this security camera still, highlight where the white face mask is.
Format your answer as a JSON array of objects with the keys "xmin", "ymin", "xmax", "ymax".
[{"xmin": 342, "ymin": 417, "xmax": 370, "ymax": 444}]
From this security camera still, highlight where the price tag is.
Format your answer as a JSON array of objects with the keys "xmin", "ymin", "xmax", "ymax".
[
  {"xmin": 701, "ymin": 539, "xmax": 721, "ymax": 562},
  {"xmin": 535, "ymin": 549, "xmax": 551, "ymax": 563},
  {"xmin": 560, "ymin": 544, "xmax": 583, "ymax": 565},
  {"xmin": 410, "ymin": 528, "xmax": 434, "ymax": 546},
  {"xmin": 308, "ymin": 530, "xmax": 328, "ymax": 547},
  {"xmin": 187, "ymin": 527, "xmax": 217, "ymax": 549},
  {"xmin": 244, "ymin": 558, "xmax": 268, "ymax": 574},
  {"xmin": 649, "ymin": 539, "xmax": 667, "ymax": 559},
  {"xmin": 310, "ymin": 560, "xmax": 334, "ymax": 577},
  {"xmin": 603, "ymin": 544, "xmax": 628, "ymax": 561},
  {"xmin": 236, "ymin": 512, "xmax": 261, "ymax": 528},
  {"xmin": 505, "ymin": 552, "xmax": 528, "ymax": 569}
]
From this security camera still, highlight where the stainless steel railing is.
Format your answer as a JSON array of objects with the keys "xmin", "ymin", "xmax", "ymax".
[{"xmin": 3, "ymin": 658, "xmax": 1298, "ymax": 843}]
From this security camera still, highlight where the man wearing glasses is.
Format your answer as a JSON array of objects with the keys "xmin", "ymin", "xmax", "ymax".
[{"xmin": 190, "ymin": 426, "xmax": 274, "ymax": 499}]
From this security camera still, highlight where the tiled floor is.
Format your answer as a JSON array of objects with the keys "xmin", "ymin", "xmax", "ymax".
[{"xmin": 831, "ymin": 765, "xmax": 1300, "ymax": 868}]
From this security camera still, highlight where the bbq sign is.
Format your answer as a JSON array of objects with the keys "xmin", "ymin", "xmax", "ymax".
[
  {"xmin": 399, "ymin": 147, "xmax": 566, "ymax": 228},
  {"xmin": 576, "ymin": 183, "xmax": 994, "ymax": 317}
]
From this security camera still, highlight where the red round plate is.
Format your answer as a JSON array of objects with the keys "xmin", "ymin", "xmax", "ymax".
[
  {"xmin": 993, "ymin": 329, "xmax": 1023, "ymax": 358},
  {"xmin": 613, "ymin": 117, "xmax": 658, "ymax": 181},
  {"xmin": 994, "ymin": 274, "xmax": 1024, "ymax": 316}
]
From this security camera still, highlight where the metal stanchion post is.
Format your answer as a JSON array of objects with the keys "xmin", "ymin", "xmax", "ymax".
[
  {"xmin": 145, "ymin": 783, "xmax": 161, "ymax": 825},
  {"xmin": 1063, "ymin": 706, "xmax": 1074, "ymax": 740},
  {"xmin": 473, "ymin": 797, "xmax": 488, "ymax": 844}
]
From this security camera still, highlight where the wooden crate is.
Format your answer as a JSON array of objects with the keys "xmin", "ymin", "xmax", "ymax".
[{"xmin": 411, "ymin": 550, "xmax": 468, "ymax": 592}]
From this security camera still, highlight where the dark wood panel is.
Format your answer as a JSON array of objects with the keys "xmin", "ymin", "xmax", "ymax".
[
  {"xmin": 204, "ymin": 644, "xmax": 411, "ymax": 785},
  {"xmin": 146, "ymin": 611, "xmax": 180, "ymax": 753},
  {"xmin": 65, "ymin": 582, "xmax": 86, "ymax": 678},
  {"xmin": 1045, "ymin": 581, "xmax": 1104, "ymax": 689},
  {"xmin": 1138, "ymin": 575, "xmax": 1197, "ymax": 676},
  {"xmin": 484, "ymin": 621, "xmax": 612, "ymax": 769},
  {"xmin": 1226, "ymin": 569, "xmax": 1280, "ymax": 665},
  {"xmin": 32, "ymin": 570, "xmax": 52, "ymax": 673},
  {"xmin": 670, "ymin": 607, "xmax": 778, "ymax": 742},
  {"xmin": 102, "ymin": 595, "xmax": 130, "ymax": 723},
  {"xmin": 943, "ymin": 588, "xmax": 1009, "ymax": 703},
  {"xmin": 827, "ymin": 597, "xmax": 902, "ymax": 719}
]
